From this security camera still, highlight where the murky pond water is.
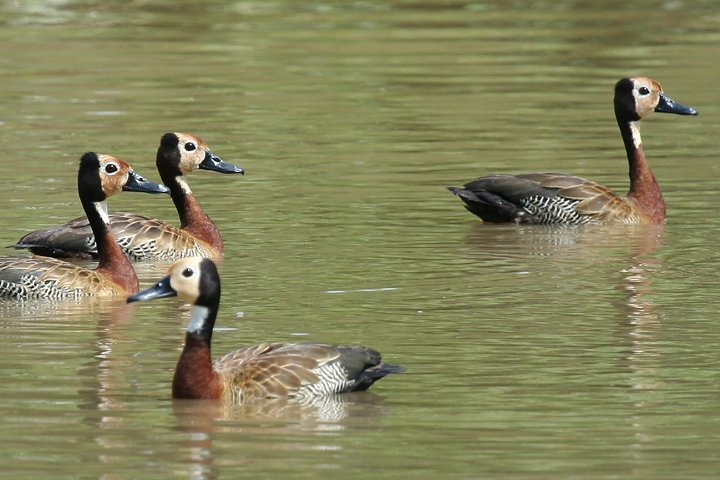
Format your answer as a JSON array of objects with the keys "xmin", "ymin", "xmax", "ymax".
[{"xmin": 1, "ymin": 1, "xmax": 719, "ymax": 478}]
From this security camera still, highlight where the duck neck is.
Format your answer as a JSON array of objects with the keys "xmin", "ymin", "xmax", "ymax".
[
  {"xmin": 619, "ymin": 117, "xmax": 665, "ymax": 221},
  {"xmin": 83, "ymin": 199, "xmax": 139, "ymax": 293},
  {"xmin": 173, "ymin": 307, "xmax": 222, "ymax": 400},
  {"xmin": 164, "ymin": 173, "xmax": 223, "ymax": 251}
]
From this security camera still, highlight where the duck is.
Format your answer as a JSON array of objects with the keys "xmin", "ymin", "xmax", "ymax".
[
  {"xmin": 0, "ymin": 153, "xmax": 168, "ymax": 299},
  {"xmin": 14, "ymin": 132, "xmax": 244, "ymax": 261},
  {"xmin": 448, "ymin": 77, "xmax": 698, "ymax": 224},
  {"xmin": 127, "ymin": 257, "xmax": 405, "ymax": 403}
]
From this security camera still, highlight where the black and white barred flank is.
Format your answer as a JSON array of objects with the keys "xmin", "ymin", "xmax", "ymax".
[
  {"xmin": 298, "ymin": 362, "xmax": 355, "ymax": 398},
  {"xmin": 0, "ymin": 275, "xmax": 86, "ymax": 300},
  {"xmin": 521, "ymin": 195, "xmax": 641, "ymax": 224},
  {"xmin": 520, "ymin": 195, "xmax": 595, "ymax": 224}
]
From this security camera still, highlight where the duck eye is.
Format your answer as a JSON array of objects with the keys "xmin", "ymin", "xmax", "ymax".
[
  {"xmin": 638, "ymin": 87, "xmax": 650, "ymax": 95},
  {"xmin": 182, "ymin": 267, "xmax": 194, "ymax": 278},
  {"xmin": 105, "ymin": 163, "xmax": 119, "ymax": 174},
  {"xmin": 184, "ymin": 142, "xmax": 196, "ymax": 152}
]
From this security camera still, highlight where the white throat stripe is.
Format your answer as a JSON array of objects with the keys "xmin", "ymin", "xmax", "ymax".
[
  {"xmin": 176, "ymin": 176, "xmax": 192, "ymax": 195},
  {"xmin": 629, "ymin": 122, "xmax": 642, "ymax": 149},
  {"xmin": 188, "ymin": 305, "xmax": 210, "ymax": 333},
  {"xmin": 93, "ymin": 201, "xmax": 110, "ymax": 224}
]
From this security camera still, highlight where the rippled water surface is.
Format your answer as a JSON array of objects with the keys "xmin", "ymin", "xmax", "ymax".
[{"xmin": 1, "ymin": 1, "xmax": 720, "ymax": 479}]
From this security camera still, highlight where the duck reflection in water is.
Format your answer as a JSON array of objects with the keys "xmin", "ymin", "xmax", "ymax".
[
  {"xmin": 170, "ymin": 391, "xmax": 393, "ymax": 479},
  {"xmin": 462, "ymin": 222, "xmax": 667, "ymax": 394}
]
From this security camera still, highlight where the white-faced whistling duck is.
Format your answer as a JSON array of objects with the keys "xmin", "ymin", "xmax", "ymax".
[
  {"xmin": 0, "ymin": 153, "xmax": 168, "ymax": 299},
  {"xmin": 448, "ymin": 77, "xmax": 698, "ymax": 224},
  {"xmin": 14, "ymin": 132, "xmax": 244, "ymax": 261},
  {"xmin": 127, "ymin": 257, "xmax": 405, "ymax": 403}
]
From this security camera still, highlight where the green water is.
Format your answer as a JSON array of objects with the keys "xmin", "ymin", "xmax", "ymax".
[{"xmin": 1, "ymin": 1, "xmax": 719, "ymax": 478}]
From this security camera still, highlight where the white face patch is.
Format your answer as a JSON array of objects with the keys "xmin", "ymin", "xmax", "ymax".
[
  {"xmin": 93, "ymin": 201, "xmax": 110, "ymax": 224},
  {"xmin": 175, "ymin": 176, "xmax": 193, "ymax": 195},
  {"xmin": 187, "ymin": 305, "xmax": 210, "ymax": 334}
]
